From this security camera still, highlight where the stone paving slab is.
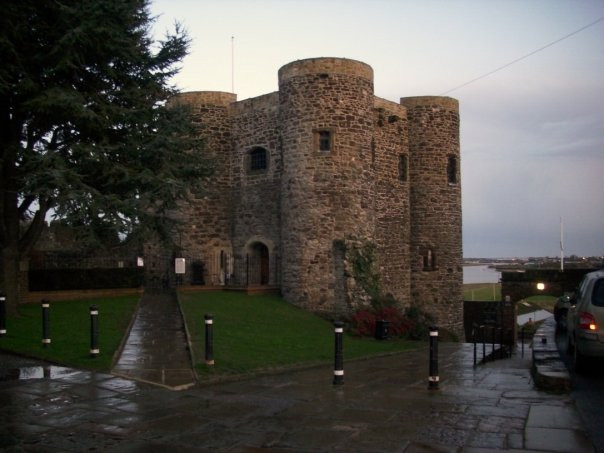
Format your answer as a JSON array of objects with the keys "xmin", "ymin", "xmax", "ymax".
[
  {"xmin": 111, "ymin": 291, "xmax": 195, "ymax": 390},
  {"xmin": 531, "ymin": 317, "xmax": 571, "ymax": 393},
  {"xmin": 0, "ymin": 343, "xmax": 595, "ymax": 452}
]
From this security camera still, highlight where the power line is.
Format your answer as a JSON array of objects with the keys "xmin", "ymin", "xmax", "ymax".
[{"xmin": 440, "ymin": 16, "xmax": 604, "ymax": 95}]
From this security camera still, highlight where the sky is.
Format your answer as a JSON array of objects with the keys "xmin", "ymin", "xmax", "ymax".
[{"xmin": 150, "ymin": 0, "xmax": 604, "ymax": 259}]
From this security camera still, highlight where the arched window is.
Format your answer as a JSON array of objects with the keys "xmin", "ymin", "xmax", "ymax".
[{"xmin": 249, "ymin": 147, "xmax": 268, "ymax": 171}]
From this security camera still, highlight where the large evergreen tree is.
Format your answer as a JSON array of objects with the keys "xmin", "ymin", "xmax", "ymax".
[{"xmin": 0, "ymin": 0, "xmax": 209, "ymax": 313}]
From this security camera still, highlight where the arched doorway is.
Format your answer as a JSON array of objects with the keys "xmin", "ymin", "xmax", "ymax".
[{"xmin": 249, "ymin": 242, "xmax": 269, "ymax": 285}]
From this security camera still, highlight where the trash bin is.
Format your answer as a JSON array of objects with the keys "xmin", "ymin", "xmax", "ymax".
[{"xmin": 375, "ymin": 319, "xmax": 390, "ymax": 340}]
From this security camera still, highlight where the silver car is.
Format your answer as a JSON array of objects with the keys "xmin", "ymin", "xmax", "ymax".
[{"xmin": 567, "ymin": 269, "xmax": 604, "ymax": 372}]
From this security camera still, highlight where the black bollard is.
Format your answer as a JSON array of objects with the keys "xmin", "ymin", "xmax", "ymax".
[
  {"xmin": 491, "ymin": 326, "xmax": 495, "ymax": 360},
  {"xmin": 90, "ymin": 305, "xmax": 99, "ymax": 358},
  {"xmin": 498, "ymin": 328, "xmax": 503, "ymax": 359},
  {"xmin": 482, "ymin": 325, "xmax": 486, "ymax": 361},
  {"xmin": 428, "ymin": 326, "xmax": 439, "ymax": 390},
  {"xmin": 42, "ymin": 299, "xmax": 51, "ymax": 347},
  {"xmin": 472, "ymin": 323, "xmax": 477, "ymax": 367},
  {"xmin": 204, "ymin": 314, "xmax": 214, "ymax": 366},
  {"xmin": 521, "ymin": 326, "xmax": 525, "ymax": 358},
  {"xmin": 333, "ymin": 321, "xmax": 344, "ymax": 385},
  {"xmin": 0, "ymin": 293, "xmax": 6, "ymax": 337}
]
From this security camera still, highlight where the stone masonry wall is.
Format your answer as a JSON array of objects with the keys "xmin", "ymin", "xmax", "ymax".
[
  {"xmin": 402, "ymin": 96, "xmax": 463, "ymax": 336},
  {"xmin": 372, "ymin": 98, "xmax": 410, "ymax": 307},
  {"xmin": 172, "ymin": 92, "xmax": 236, "ymax": 285},
  {"xmin": 230, "ymin": 93, "xmax": 281, "ymax": 265},
  {"xmin": 171, "ymin": 58, "xmax": 463, "ymax": 335}
]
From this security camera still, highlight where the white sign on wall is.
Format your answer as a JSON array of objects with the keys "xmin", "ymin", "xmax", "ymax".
[{"xmin": 175, "ymin": 258, "xmax": 186, "ymax": 274}]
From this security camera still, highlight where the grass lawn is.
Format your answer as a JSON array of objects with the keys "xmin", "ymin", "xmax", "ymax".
[
  {"xmin": 516, "ymin": 295, "xmax": 557, "ymax": 315},
  {"xmin": 463, "ymin": 283, "xmax": 557, "ymax": 315},
  {"xmin": 463, "ymin": 283, "xmax": 501, "ymax": 301},
  {"xmin": 0, "ymin": 296, "xmax": 139, "ymax": 371},
  {"xmin": 179, "ymin": 291, "xmax": 418, "ymax": 377}
]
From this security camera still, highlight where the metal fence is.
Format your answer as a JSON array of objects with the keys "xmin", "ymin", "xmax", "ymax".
[{"xmin": 27, "ymin": 251, "xmax": 281, "ymax": 291}]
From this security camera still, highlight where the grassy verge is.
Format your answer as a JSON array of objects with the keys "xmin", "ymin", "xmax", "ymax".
[
  {"xmin": 516, "ymin": 295, "xmax": 557, "ymax": 315},
  {"xmin": 179, "ymin": 291, "xmax": 418, "ymax": 378},
  {"xmin": 463, "ymin": 283, "xmax": 501, "ymax": 301},
  {"xmin": 0, "ymin": 296, "xmax": 139, "ymax": 371}
]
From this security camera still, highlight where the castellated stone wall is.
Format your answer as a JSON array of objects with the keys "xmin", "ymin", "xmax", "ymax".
[
  {"xmin": 170, "ymin": 92, "xmax": 236, "ymax": 285},
  {"xmin": 169, "ymin": 58, "xmax": 463, "ymax": 336}
]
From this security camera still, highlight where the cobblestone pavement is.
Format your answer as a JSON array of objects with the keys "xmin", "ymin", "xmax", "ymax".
[{"xmin": 0, "ymin": 343, "xmax": 595, "ymax": 452}]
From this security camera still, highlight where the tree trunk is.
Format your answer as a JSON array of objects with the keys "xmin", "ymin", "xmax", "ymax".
[{"xmin": 1, "ymin": 244, "xmax": 20, "ymax": 316}]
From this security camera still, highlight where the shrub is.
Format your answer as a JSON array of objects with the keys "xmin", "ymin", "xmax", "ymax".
[
  {"xmin": 350, "ymin": 304, "xmax": 434, "ymax": 340},
  {"xmin": 351, "ymin": 309, "xmax": 377, "ymax": 337}
]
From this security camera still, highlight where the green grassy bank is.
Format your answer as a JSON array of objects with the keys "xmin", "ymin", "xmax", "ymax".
[
  {"xmin": 179, "ymin": 291, "xmax": 417, "ymax": 377},
  {"xmin": 0, "ymin": 296, "xmax": 139, "ymax": 370}
]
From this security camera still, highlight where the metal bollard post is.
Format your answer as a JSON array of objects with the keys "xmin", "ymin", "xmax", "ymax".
[
  {"xmin": 521, "ymin": 327, "xmax": 525, "ymax": 358},
  {"xmin": 498, "ymin": 328, "xmax": 503, "ymax": 359},
  {"xmin": 491, "ymin": 326, "xmax": 495, "ymax": 360},
  {"xmin": 482, "ymin": 325, "xmax": 486, "ymax": 361},
  {"xmin": 0, "ymin": 293, "xmax": 6, "ymax": 337},
  {"xmin": 42, "ymin": 299, "xmax": 51, "ymax": 347},
  {"xmin": 204, "ymin": 314, "xmax": 214, "ymax": 366},
  {"xmin": 428, "ymin": 326, "xmax": 439, "ymax": 390},
  {"xmin": 333, "ymin": 321, "xmax": 344, "ymax": 385},
  {"xmin": 472, "ymin": 323, "xmax": 477, "ymax": 367},
  {"xmin": 90, "ymin": 305, "xmax": 99, "ymax": 357}
]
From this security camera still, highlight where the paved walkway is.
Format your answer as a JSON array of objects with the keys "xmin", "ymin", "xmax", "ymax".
[
  {"xmin": 111, "ymin": 291, "xmax": 195, "ymax": 390},
  {"xmin": 0, "ymin": 343, "xmax": 595, "ymax": 451}
]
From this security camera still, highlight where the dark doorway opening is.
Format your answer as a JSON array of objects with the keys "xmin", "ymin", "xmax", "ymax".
[{"xmin": 250, "ymin": 242, "xmax": 270, "ymax": 285}]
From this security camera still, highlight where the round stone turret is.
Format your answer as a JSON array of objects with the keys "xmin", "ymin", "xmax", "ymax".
[
  {"xmin": 278, "ymin": 57, "xmax": 376, "ymax": 311},
  {"xmin": 400, "ymin": 95, "xmax": 462, "ymax": 334}
]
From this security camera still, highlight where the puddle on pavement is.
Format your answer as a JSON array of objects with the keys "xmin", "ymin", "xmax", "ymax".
[{"xmin": 0, "ymin": 366, "xmax": 79, "ymax": 381}]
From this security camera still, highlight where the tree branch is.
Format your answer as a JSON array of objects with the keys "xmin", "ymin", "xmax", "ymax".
[
  {"xmin": 18, "ymin": 195, "xmax": 36, "ymax": 218},
  {"xmin": 19, "ymin": 197, "xmax": 52, "ymax": 255}
]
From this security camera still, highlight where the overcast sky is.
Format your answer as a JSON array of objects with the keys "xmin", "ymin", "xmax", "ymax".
[{"xmin": 150, "ymin": 0, "xmax": 604, "ymax": 259}]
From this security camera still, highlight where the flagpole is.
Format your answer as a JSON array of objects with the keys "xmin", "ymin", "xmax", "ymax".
[
  {"xmin": 231, "ymin": 36, "xmax": 235, "ymax": 94},
  {"xmin": 560, "ymin": 217, "xmax": 564, "ymax": 271}
]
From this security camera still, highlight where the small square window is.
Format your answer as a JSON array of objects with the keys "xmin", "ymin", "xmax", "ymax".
[
  {"xmin": 249, "ymin": 147, "xmax": 267, "ymax": 171},
  {"xmin": 319, "ymin": 131, "xmax": 331, "ymax": 152}
]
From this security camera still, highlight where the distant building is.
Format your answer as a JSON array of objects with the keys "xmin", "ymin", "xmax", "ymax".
[{"xmin": 166, "ymin": 57, "xmax": 462, "ymax": 334}]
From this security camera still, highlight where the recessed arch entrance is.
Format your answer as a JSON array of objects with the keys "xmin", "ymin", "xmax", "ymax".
[
  {"xmin": 244, "ymin": 237, "xmax": 274, "ymax": 286},
  {"xmin": 250, "ymin": 242, "xmax": 269, "ymax": 285}
]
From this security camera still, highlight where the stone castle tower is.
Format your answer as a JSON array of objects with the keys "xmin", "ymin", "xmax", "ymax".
[{"xmin": 169, "ymin": 57, "xmax": 462, "ymax": 334}]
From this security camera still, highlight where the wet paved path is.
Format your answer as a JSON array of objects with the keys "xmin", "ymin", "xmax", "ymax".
[
  {"xmin": 0, "ymin": 344, "xmax": 595, "ymax": 451},
  {"xmin": 111, "ymin": 291, "xmax": 195, "ymax": 389}
]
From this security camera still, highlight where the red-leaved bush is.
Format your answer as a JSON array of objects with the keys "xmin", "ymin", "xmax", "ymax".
[
  {"xmin": 350, "ymin": 305, "xmax": 433, "ymax": 339},
  {"xmin": 351, "ymin": 309, "xmax": 376, "ymax": 337}
]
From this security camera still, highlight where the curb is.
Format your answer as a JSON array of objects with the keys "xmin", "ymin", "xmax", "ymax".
[{"xmin": 531, "ymin": 316, "xmax": 571, "ymax": 393}]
